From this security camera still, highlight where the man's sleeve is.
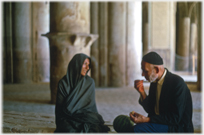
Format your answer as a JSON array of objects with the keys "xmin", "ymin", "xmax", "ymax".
[{"xmin": 139, "ymin": 95, "xmax": 150, "ymax": 113}]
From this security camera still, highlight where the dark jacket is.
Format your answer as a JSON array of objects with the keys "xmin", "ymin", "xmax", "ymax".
[{"xmin": 139, "ymin": 69, "xmax": 194, "ymax": 132}]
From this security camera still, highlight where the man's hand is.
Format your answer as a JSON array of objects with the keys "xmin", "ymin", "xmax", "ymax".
[
  {"xmin": 134, "ymin": 80, "xmax": 147, "ymax": 100},
  {"xmin": 129, "ymin": 111, "xmax": 150, "ymax": 124},
  {"xmin": 134, "ymin": 80, "xmax": 144, "ymax": 93}
]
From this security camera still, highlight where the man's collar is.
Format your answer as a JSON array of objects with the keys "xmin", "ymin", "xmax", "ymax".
[{"xmin": 158, "ymin": 69, "xmax": 167, "ymax": 85}]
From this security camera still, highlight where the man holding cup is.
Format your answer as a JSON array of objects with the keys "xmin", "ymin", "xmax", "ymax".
[{"xmin": 130, "ymin": 51, "xmax": 194, "ymax": 133}]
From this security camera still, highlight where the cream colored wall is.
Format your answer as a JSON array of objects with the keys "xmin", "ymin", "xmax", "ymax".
[
  {"xmin": 151, "ymin": 2, "xmax": 170, "ymax": 49},
  {"xmin": 148, "ymin": 2, "xmax": 176, "ymax": 71}
]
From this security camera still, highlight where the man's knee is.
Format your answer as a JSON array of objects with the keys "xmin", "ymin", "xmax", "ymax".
[
  {"xmin": 133, "ymin": 123, "xmax": 168, "ymax": 133},
  {"xmin": 133, "ymin": 123, "xmax": 148, "ymax": 133}
]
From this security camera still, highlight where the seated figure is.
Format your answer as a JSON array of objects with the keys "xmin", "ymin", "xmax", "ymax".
[
  {"xmin": 54, "ymin": 53, "xmax": 110, "ymax": 133},
  {"xmin": 130, "ymin": 51, "xmax": 194, "ymax": 133}
]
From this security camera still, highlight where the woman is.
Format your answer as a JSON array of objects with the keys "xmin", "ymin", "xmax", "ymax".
[{"xmin": 55, "ymin": 53, "xmax": 110, "ymax": 133}]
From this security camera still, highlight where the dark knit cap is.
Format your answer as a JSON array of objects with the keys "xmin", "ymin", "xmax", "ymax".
[{"xmin": 142, "ymin": 51, "xmax": 163, "ymax": 65}]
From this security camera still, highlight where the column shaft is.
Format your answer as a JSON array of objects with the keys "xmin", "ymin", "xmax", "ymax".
[
  {"xmin": 90, "ymin": 2, "xmax": 99, "ymax": 86},
  {"xmin": 50, "ymin": 2, "xmax": 90, "ymax": 33},
  {"xmin": 189, "ymin": 23, "xmax": 197, "ymax": 72},
  {"xmin": 99, "ymin": 2, "xmax": 108, "ymax": 86},
  {"xmin": 32, "ymin": 2, "xmax": 50, "ymax": 82},
  {"xmin": 142, "ymin": 2, "xmax": 149, "ymax": 55},
  {"xmin": 108, "ymin": 2, "xmax": 126, "ymax": 87},
  {"xmin": 176, "ymin": 17, "xmax": 190, "ymax": 71},
  {"xmin": 143, "ymin": 23, "xmax": 149, "ymax": 55},
  {"xmin": 197, "ymin": 2, "xmax": 201, "ymax": 90},
  {"xmin": 126, "ymin": 2, "xmax": 142, "ymax": 86},
  {"xmin": 13, "ymin": 2, "xmax": 32, "ymax": 83},
  {"xmin": 4, "ymin": 2, "xmax": 13, "ymax": 83}
]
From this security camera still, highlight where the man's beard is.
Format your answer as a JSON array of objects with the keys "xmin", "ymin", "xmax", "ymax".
[{"xmin": 149, "ymin": 70, "xmax": 158, "ymax": 83}]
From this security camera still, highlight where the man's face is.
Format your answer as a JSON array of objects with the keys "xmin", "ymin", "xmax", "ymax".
[
  {"xmin": 141, "ymin": 61, "xmax": 158, "ymax": 82},
  {"xmin": 81, "ymin": 58, "xmax": 90, "ymax": 76}
]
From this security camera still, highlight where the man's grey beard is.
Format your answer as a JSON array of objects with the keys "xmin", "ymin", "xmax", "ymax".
[{"xmin": 149, "ymin": 70, "xmax": 158, "ymax": 83}]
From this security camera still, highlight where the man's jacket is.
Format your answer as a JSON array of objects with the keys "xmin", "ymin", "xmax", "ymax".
[{"xmin": 139, "ymin": 69, "xmax": 194, "ymax": 132}]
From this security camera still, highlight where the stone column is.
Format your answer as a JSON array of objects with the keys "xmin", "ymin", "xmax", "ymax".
[
  {"xmin": 197, "ymin": 2, "xmax": 201, "ymax": 91},
  {"xmin": 143, "ymin": 23, "xmax": 149, "ymax": 55},
  {"xmin": 189, "ymin": 23, "xmax": 197, "ymax": 73},
  {"xmin": 32, "ymin": 2, "xmax": 50, "ymax": 82},
  {"xmin": 43, "ymin": 2, "xmax": 98, "ymax": 103},
  {"xmin": 176, "ymin": 17, "xmax": 190, "ymax": 71},
  {"xmin": 3, "ymin": 3, "xmax": 5, "ymax": 83},
  {"xmin": 108, "ymin": 2, "xmax": 126, "ymax": 87},
  {"xmin": 169, "ymin": 2, "xmax": 176, "ymax": 71},
  {"xmin": 126, "ymin": 2, "xmax": 142, "ymax": 86},
  {"xmin": 142, "ymin": 2, "xmax": 149, "ymax": 55},
  {"xmin": 3, "ymin": 2, "xmax": 13, "ymax": 83},
  {"xmin": 99, "ymin": 2, "xmax": 108, "ymax": 87},
  {"xmin": 12, "ymin": 2, "xmax": 32, "ymax": 83},
  {"xmin": 90, "ymin": 2, "xmax": 99, "ymax": 86}
]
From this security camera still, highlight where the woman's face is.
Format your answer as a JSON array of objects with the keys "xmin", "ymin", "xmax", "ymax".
[{"xmin": 81, "ymin": 58, "xmax": 90, "ymax": 76}]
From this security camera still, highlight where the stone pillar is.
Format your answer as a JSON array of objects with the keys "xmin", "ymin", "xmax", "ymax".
[
  {"xmin": 90, "ymin": 2, "xmax": 99, "ymax": 86},
  {"xmin": 189, "ymin": 23, "xmax": 197, "ymax": 73},
  {"xmin": 108, "ymin": 2, "xmax": 126, "ymax": 87},
  {"xmin": 197, "ymin": 2, "xmax": 201, "ymax": 91},
  {"xmin": 176, "ymin": 17, "xmax": 190, "ymax": 71},
  {"xmin": 99, "ymin": 2, "xmax": 108, "ymax": 87},
  {"xmin": 3, "ymin": 2, "xmax": 13, "ymax": 83},
  {"xmin": 142, "ymin": 2, "xmax": 149, "ymax": 55},
  {"xmin": 50, "ymin": 2, "xmax": 90, "ymax": 33},
  {"xmin": 169, "ymin": 2, "xmax": 176, "ymax": 71},
  {"xmin": 43, "ymin": 2, "xmax": 98, "ymax": 104},
  {"xmin": 12, "ymin": 2, "xmax": 32, "ymax": 83},
  {"xmin": 143, "ymin": 23, "xmax": 149, "ymax": 55},
  {"xmin": 126, "ymin": 2, "xmax": 142, "ymax": 86},
  {"xmin": 3, "ymin": 3, "xmax": 5, "ymax": 83},
  {"xmin": 32, "ymin": 2, "xmax": 50, "ymax": 82}
]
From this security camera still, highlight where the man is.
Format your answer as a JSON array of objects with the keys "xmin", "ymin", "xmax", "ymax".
[{"xmin": 129, "ymin": 51, "xmax": 194, "ymax": 133}]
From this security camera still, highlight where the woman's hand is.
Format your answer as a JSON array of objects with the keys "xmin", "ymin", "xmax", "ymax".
[{"xmin": 129, "ymin": 111, "xmax": 150, "ymax": 124}]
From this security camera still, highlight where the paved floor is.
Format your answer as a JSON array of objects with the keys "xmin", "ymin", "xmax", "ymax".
[{"xmin": 2, "ymin": 83, "xmax": 202, "ymax": 133}]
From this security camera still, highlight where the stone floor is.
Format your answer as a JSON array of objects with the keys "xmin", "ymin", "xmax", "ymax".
[{"xmin": 2, "ymin": 82, "xmax": 202, "ymax": 133}]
